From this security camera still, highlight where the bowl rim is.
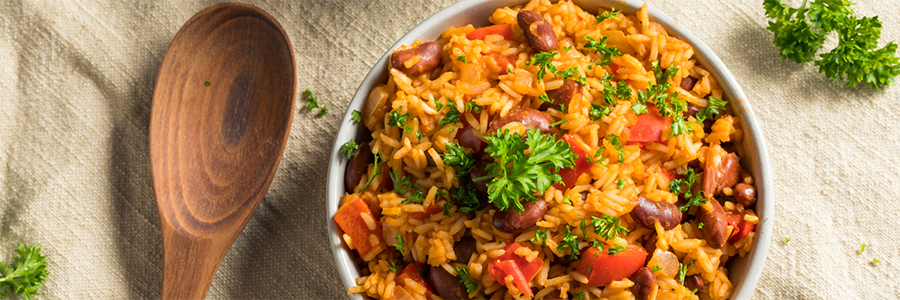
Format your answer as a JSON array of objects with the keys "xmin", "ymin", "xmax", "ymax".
[{"xmin": 326, "ymin": 1, "xmax": 773, "ymax": 299}]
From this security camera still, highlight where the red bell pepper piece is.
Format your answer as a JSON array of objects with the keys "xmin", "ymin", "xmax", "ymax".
[
  {"xmin": 490, "ymin": 52, "xmax": 517, "ymax": 75},
  {"xmin": 488, "ymin": 243, "xmax": 543, "ymax": 296},
  {"xmin": 334, "ymin": 195, "xmax": 384, "ymax": 259},
  {"xmin": 553, "ymin": 134, "xmax": 592, "ymax": 191},
  {"xmin": 396, "ymin": 262, "xmax": 436, "ymax": 298},
  {"xmin": 629, "ymin": 105, "xmax": 670, "ymax": 147},
  {"xmin": 575, "ymin": 246, "xmax": 647, "ymax": 287},
  {"xmin": 725, "ymin": 212, "xmax": 755, "ymax": 244},
  {"xmin": 466, "ymin": 24, "xmax": 514, "ymax": 41}
]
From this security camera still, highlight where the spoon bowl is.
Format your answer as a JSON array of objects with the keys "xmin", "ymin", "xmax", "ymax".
[{"xmin": 149, "ymin": 3, "xmax": 295, "ymax": 299}]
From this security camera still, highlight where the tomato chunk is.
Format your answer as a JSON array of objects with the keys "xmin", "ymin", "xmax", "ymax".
[
  {"xmin": 490, "ymin": 52, "xmax": 517, "ymax": 75},
  {"xmin": 409, "ymin": 204, "xmax": 443, "ymax": 219},
  {"xmin": 396, "ymin": 262, "xmax": 436, "ymax": 298},
  {"xmin": 467, "ymin": 24, "xmax": 514, "ymax": 41},
  {"xmin": 576, "ymin": 246, "xmax": 647, "ymax": 287},
  {"xmin": 553, "ymin": 134, "xmax": 592, "ymax": 191},
  {"xmin": 629, "ymin": 105, "xmax": 670, "ymax": 147},
  {"xmin": 725, "ymin": 212, "xmax": 755, "ymax": 244},
  {"xmin": 334, "ymin": 195, "xmax": 384, "ymax": 259},
  {"xmin": 488, "ymin": 243, "xmax": 543, "ymax": 296}
]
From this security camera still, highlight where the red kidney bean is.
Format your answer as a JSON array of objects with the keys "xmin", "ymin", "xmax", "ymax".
[
  {"xmin": 492, "ymin": 197, "xmax": 548, "ymax": 233},
  {"xmin": 697, "ymin": 199, "xmax": 728, "ymax": 248},
  {"xmin": 428, "ymin": 265, "xmax": 469, "ymax": 300},
  {"xmin": 684, "ymin": 274, "xmax": 705, "ymax": 293},
  {"xmin": 680, "ymin": 76, "xmax": 699, "ymax": 91},
  {"xmin": 733, "ymin": 183, "xmax": 757, "ymax": 207},
  {"xmin": 344, "ymin": 142, "xmax": 373, "ymax": 193},
  {"xmin": 539, "ymin": 80, "xmax": 583, "ymax": 111},
  {"xmin": 391, "ymin": 41, "xmax": 442, "ymax": 76},
  {"xmin": 631, "ymin": 196, "xmax": 683, "ymax": 230},
  {"xmin": 468, "ymin": 159, "xmax": 491, "ymax": 195},
  {"xmin": 488, "ymin": 108, "xmax": 552, "ymax": 134},
  {"xmin": 517, "ymin": 10, "xmax": 558, "ymax": 53},
  {"xmin": 453, "ymin": 236, "xmax": 478, "ymax": 264},
  {"xmin": 630, "ymin": 267, "xmax": 656, "ymax": 300},
  {"xmin": 702, "ymin": 153, "xmax": 743, "ymax": 197},
  {"xmin": 456, "ymin": 121, "xmax": 487, "ymax": 155}
]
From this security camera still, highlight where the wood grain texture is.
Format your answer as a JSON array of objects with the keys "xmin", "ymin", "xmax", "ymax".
[{"xmin": 149, "ymin": 3, "xmax": 295, "ymax": 299}]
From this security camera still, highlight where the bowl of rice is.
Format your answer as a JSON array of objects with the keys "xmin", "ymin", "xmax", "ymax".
[{"xmin": 326, "ymin": 0, "xmax": 772, "ymax": 299}]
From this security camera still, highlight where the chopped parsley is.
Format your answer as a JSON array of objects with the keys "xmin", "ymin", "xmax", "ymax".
[
  {"xmin": 387, "ymin": 107, "xmax": 413, "ymax": 132},
  {"xmin": 449, "ymin": 182, "xmax": 482, "ymax": 214},
  {"xmin": 651, "ymin": 264, "xmax": 662, "ymax": 272},
  {"xmin": 392, "ymin": 169, "xmax": 424, "ymax": 204},
  {"xmin": 455, "ymin": 55, "xmax": 469, "ymax": 63},
  {"xmin": 576, "ymin": 291, "xmax": 586, "ymax": 300},
  {"xmin": 584, "ymin": 36, "xmax": 622, "ymax": 66},
  {"xmin": 387, "ymin": 259, "xmax": 399, "ymax": 273},
  {"xmin": 357, "ymin": 151, "xmax": 386, "ymax": 193},
  {"xmin": 339, "ymin": 139, "xmax": 360, "ymax": 158},
  {"xmin": 594, "ymin": 7, "xmax": 622, "ymax": 24},
  {"xmin": 393, "ymin": 234, "xmax": 405, "ymax": 253},
  {"xmin": 672, "ymin": 168, "xmax": 708, "ymax": 211},
  {"xmin": 585, "ymin": 265, "xmax": 594, "ymax": 275},
  {"xmin": 455, "ymin": 266, "xmax": 479, "ymax": 294},
  {"xmin": 605, "ymin": 241, "xmax": 626, "ymax": 255},
  {"xmin": 351, "ymin": 110, "xmax": 363, "ymax": 122},
  {"xmin": 204, "ymin": 81, "xmax": 211, "ymax": 86},
  {"xmin": 478, "ymin": 128, "xmax": 576, "ymax": 212},
  {"xmin": 526, "ymin": 50, "xmax": 559, "ymax": 82},
  {"xmin": 550, "ymin": 118, "xmax": 568, "ymax": 128},
  {"xmin": 631, "ymin": 103, "xmax": 648, "ymax": 115},
  {"xmin": 677, "ymin": 261, "xmax": 692, "ymax": 284},
  {"xmin": 531, "ymin": 229, "xmax": 548, "ymax": 248},
  {"xmin": 464, "ymin": 101, "xmax": 483, "ymax": 114},
  {"xmin": 604, "ymin": 134, "xmax": 625, "ymax": 163},
  {"xmin": 442, "ymin": 202, "xmax": 453, "ymax": 217},
  {"xmin": 441, "ymin": 142, "xmax": 476, "ymax": 180},
  {"xmin": 557, "ymin": 225, "xmax": 581, "ymax": 260},
  {"xmin": 695, "ymin": 96, "xmax": 728, "ymax": 123},
  {"xmin": 590, "ymin": 103, "xmax": 611, "ymax": 121},
  {"xmin": 539, "ymin": 93, "xmax": 552, "ymax": 104},
  {"xmin": 562, "ymin": 196, "xmax": 573, "ymax": 205},
  {"xmin": 615, "ymin": 177, "xmax": 625, "ymax": 190},
  {"xmin": 591, "ymin": 214, "xmax": 629, "ymax": 240},
  {"xmin": 318, "ymin": 106, "xmax": 329, "ymax": 115},
  {"xmin": 303, "ymin": 89, "xmax": 328, "ymax": 115},
  {"xmin": 586, "ymin": 147, "xmax": 608, "ymax": 167},
  {"xmin": 439, "ymin": 100, "xmax": 463, "ymax": 126},
  {"xmin": 698, "ymin": 222, "xmax": 705, "ymax": 229},
  {"xmin": 507, "ymin": 65, "xmax": 514, "ymax": 74},
  {"xmin": 859, "ymin": 243, "xmax": 865, "ymax": 253},
  {"xmin": 872, "ymin": 257, "xmax": 881, "ymax": 266}
]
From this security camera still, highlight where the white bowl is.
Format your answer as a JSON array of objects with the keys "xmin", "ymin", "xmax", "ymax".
[{"xmin": 326, "ymin": 1, "xmax": 773, "ymax": 299}]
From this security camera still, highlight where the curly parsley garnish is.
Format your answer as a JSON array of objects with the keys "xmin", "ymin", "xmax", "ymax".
[
  {"xmin": 695, "ymin": 96, "xmax": 728, "ymax": 123},
  {"xmin": 477, "ymin": 128, "xmax": 576, "ymax": 211},
  {"xmin": 387, "ymin": 107, "xmax": 413, "ymax": 132},
  {"xmin": 526, "ymin": 51, "xmax": 559, "ymax": 82},
  {"xmin": 441, "ymin": 142, "xmax": 475, "ymax": 180},
  {"xmin": 671, "ymin": 167, "xmax": 709, "ymax": 211},
  {"xmin": 0, "ymin": 243, "xmax": 48, "ymax": 300},
  {"xmin": 455, "ymin": 266, "xmax": 479, "ymax": 294},
  {"xmin": 763, "ymin": 0, "xmax": 900, "ymax": 89},
  {"xmin": 590, "ymin": 103, "xmax": 611, "ymax": 121},
  {"xmin": 557, "ymin": 225, "xmax": 581, "ymax": 260},
  {"xmin": 584, "ymin": 36, "xmax": 623, "ymax": 66},
  {"xmin": 604, "ymin": 134, "xmax": 625, "ymax": 163}
]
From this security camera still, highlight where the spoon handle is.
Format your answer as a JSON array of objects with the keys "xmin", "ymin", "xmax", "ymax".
[{"xmin": 160, "ymin": 222, "xmax": 228, "ymax": 300}]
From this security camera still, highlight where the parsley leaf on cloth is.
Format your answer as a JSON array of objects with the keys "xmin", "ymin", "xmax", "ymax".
[
  {"xmin": 0, "ymin": 243, "xmax": 48, "ymax": 300},
  {"xmin": 478, "ymin": 128, "xmax": 576, "ymax": 212},
  {"xmin": 763, "ymin": 0, "xmax": 900, "ymax": 89}
]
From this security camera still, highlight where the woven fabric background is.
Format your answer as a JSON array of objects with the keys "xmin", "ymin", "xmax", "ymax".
[{"xmin": 0, "ymin": 0, "xmax": 898, "ymax": 299}]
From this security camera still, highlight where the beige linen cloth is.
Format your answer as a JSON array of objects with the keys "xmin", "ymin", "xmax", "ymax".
[{"xmin": 1, "ymin": 0, "xmax": 899, "ymax": 299}]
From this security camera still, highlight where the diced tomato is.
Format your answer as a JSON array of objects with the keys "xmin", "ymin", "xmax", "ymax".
[
  {"xmin": 334, "ymin": 195, "xmax": 384, "ymax": 259},
  {"xmin": 628, "ymin": 106, "xmax": 670, "ymax": 147},
  {"xmin": 467, "ymin": 24, "xmax": 514, "ymax": 41},
  {"xmin": 576, "ymin": 246, "xmax": 647, "ymax": 287},
  {"xmin": 553, "ymin": 134, "xmax": 593, "ymax": 191},
  {"xmin": 609, "ymin": 63, "xmax": 620, "ymax": 74},
  {"xmin": 725, "ymin": 212, "xmax": 755, "ymax": 244},
  {"xmin": 488, "ymin": 243, "xmax": 543, "ymax": 296},
  {"xmin": 409, "ymin": 204, "xmax": 443, "ymax": 219},
  {"xmin": 661, "ymin": 166, "xmax": 679, "ymax": 182},
  {"xmin": 490, "ymin": 52, "xmax": 518, "ymax": 75},
  {"xmin": 396, "ymin": 262, "xmax": 437, "ymax": 298}
]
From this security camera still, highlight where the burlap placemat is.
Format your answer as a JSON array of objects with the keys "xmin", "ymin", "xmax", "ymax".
[{"xmin": 0, "ymin": 0, "xmax": 897, "ymax": 299}]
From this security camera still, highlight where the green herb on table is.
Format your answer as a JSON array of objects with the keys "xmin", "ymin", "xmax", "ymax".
[
  {"xmin": 476, "ymin": 128, "xmax": 576, "ymax": 212},
  {"xmin": 785, "ymin": 237, "xmax": 791, "ymax": 243},
  {"xmin": 339, "ymin": 139, "xmax": 359, "ymax": 158},
  {"xmin": 763, "ymin": 0, "xmax": 900, "ymax": 89},
  {"xmin": 871, "ymin": 257, "xmax": 880, "ymax": 266},
  {"xmin": 0, "ymin": 243, "xmax": 48, "ymax": 300},
  {"xmin": 859, "ymin": 243, "xmax": 865, "ymax": 253}
]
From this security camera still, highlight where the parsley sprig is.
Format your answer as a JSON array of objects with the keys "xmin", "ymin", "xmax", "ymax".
[
  {"xmin": 556, "ymin": 225, "xmax": 581, "ymax": 260},
  {"xmin": 670, "ymin": 167, "xmax": 708, "ymax": 211},
  {"xmin": 357, "ymin": 151, "xmax": 386, "ymax": 193},
  {"xmin": 339, "ymin": 139, "xmax": 360, "ymax": 158},
  {"xmin": 455, "ymin": 266, "xmax": 479, "ymax": 294},
  {"xmin": 763, "ymin": 0, "xmax": 900, "ymax": 89},
  {"xmin": 441, "ymin": 142, "xmax": 475, "ymax": 180},
  {"xmin": 303, "ymin": 89, "xmax": 329, "ymax": 115},
  {"xmin": 478, "ymin": 128, "xmax": 576, "ymax": 212},
  {"xmin": 0, "ymin": 243, "xmax": 48, "ymax": 300}
]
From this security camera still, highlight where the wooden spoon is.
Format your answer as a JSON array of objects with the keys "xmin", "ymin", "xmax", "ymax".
[{"xmin": 149, "ymin": 3, "xmax": 295, "ymax": 299}]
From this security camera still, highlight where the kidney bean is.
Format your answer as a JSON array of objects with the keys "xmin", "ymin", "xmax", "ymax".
[
  {"xmin": 702, "ymin": 153, "xmax": 743, "ymax": 197},
  {"xmin": 680, "ymin": 76, "xmax": 699, "ymax": 91},
  {"xmin": 468, "ymin": 159, "xmax": 491, "ymax": 195},
  {"xmin": 685, "ymin": 102, "xmax": 702, "ymax": 118},
  {"xmin": 517, "ymin": 10, "xmax": 558, "ymax": 52},
  {"xmin": 344, "ymin": 142, "xmax": 373, "ymax": 193},
  {"xmin": 684, "ymin": 274, "xmax": 704, "ymax": 293},
  {"xmin": 428, "ymin": 265, "xmax": 469, "ymax": 300},
  {"xmin": 697, "ymin": 199, "xmax": 728, "ymax": 248},
  {"xmin": 631, "ymin": 196, "xmax": 683, "ymax": 230},
  {"xmin": 733, "ymin": 183, "xmax": 757, "ymax": 207},
  {"xmin": 488, "ymin": 108, "xmax": 552, "ymax": 135},
  {"xmin": 492, "ymin": 197, "xmax": 548, "ymax": 233},
  {"xmin": 539, "ymin": 80, "xmax": 583, "ymax": 111},
  {"xmin": 453, "ymin": 236, "xmax": 478, "ymax": 264},
  {"xmin": 456, "ymin": 121, "xmax": 487, "ymax": 155},
  {"xmin": 629, "ymin": 267, "xmax": 656, "ymax": 300},
  {"xmin": 391, "ymin": 41, "xmax": 442, "ymax": 76}
]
